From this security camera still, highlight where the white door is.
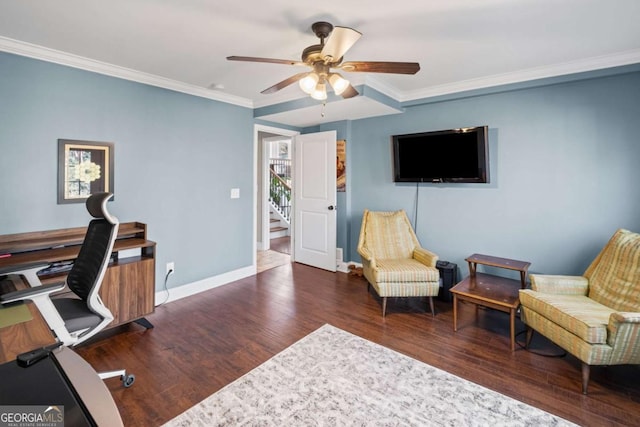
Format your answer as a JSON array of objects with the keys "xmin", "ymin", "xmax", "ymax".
[{"xmin": 293, "ymin": 131, "xmax": 337, "ymax": 272}]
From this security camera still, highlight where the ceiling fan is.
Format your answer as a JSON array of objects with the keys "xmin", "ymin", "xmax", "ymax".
[{"xmin": 227, "ymin": 21, "xmax": 420, "ymax": 101}]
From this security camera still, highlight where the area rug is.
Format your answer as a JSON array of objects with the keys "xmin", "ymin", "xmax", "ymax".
[{"xmin": 162, "ymin": 324, "xmax": 576, "ymax": 426}]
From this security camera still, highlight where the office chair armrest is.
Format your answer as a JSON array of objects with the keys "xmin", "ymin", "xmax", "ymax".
[
  {"xmin": 0, "ymin": 262, "xmax": 51, "ymax": 288},
  {"xmin": 0, "ymin": 262, "xmax": 50, "ymax": 276},
  {"xmin": 1, "ymin": 282, "xmax": 66, "ymax": 304},
  {"xmin": 1, "ymin": 282, "xmax": 71, "ymax": 346}
]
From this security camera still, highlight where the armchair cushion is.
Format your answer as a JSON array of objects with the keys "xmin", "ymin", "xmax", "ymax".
[
  {"xmin": 519, "ymin": 290, "xmax": 614, "ymax": 344},
  {"xmin": 373, "ymin": 258, "xmax": 440, "ymax": 283}
]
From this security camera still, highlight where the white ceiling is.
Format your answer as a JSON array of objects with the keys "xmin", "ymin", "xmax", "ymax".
[{"xmin": 1, "ymin": 0, "xmax": 639, "ymax": 127}]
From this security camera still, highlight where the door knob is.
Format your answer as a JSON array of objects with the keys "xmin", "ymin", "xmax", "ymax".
[{"xmin": 328, "ymin": 205, "xmax": 335, "ymax": 210}]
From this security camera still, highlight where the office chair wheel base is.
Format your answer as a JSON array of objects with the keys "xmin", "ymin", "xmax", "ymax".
[{"xmin": 122, "ymin": 374, "xmax": 135, "ymax": 388}]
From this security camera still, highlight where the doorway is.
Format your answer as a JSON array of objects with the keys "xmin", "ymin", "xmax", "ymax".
[
  {"xmin": 263, "ymin": 135, "xmax": 292, "ymax": 251},
  {"xmin": 254, "ymin": 125, "xmax": 299, "ymax": 272},
  {"xmin": 253, "ymin": 126, "xmax": 337, "ymax": 273},
  {"xmin": 256, "ymin": 239, "xmax": 290, "ymax": 273}
]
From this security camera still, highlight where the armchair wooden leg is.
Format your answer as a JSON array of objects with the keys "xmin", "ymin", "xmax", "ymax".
[
  {"xmin": 581, "ymin": 363, "xmax": 590, "ymax": 395},
  {"xmin": 382, "ymin": 297, "xmax": 387, "ymax": 317},
  {"xmin": 428, "ymin": 297, "xmax": 435, "ymax": 317},
  {"xmin": 525, "ymin": 326, "xmax": 534, "ymax": 349}
]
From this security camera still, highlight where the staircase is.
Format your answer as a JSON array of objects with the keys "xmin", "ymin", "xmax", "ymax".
[
  {"xmin": 269, "ymin": 158, "xmax": 291, "ymax": 239},
  {"xmin": 269, "ymin": 208, "xmax": 289, "ymax": 239}
]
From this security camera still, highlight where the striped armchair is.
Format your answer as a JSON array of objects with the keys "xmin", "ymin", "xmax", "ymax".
[
  {"xmin": 519, "ymin": 228, "xmax": 640, "ymax": 394},
  {"xmin": 357, "ymin": 209, "xmax": 440, "ymax": 317}
]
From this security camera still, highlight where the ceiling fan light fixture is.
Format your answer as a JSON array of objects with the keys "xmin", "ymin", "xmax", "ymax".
[
  {"xmin": 310, "ymin": 82, "xmax": 327, "ymax": 101},
  {"xmin": 299, "ymin": 73, "xmax": 319, "ymax": 94},
  {"xmin": 328, "ymin": 73, "xmax": 349, "ymax": 96},
  {"xmin": 228, "ymin": 21, "xmax": 420, "ymax": 101}
]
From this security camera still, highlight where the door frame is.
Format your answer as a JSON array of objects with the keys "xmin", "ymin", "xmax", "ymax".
[{"xmin": 253, "ymin": 124, "xmax": 299, "ymax": 267}]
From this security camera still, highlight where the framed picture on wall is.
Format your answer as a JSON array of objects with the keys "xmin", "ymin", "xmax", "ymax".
[
  {"xmin": 337, "ymin": 139, "xmax": 346, "ymax": 192},
  {"xmin": 57, "ymin": 139, "xmax": 114, "ymax": 204}
]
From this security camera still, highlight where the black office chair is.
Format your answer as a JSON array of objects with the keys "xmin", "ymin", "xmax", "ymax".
[{"xmin": 0, "ymin": 192, "xmax": 134, "ymax": 387}]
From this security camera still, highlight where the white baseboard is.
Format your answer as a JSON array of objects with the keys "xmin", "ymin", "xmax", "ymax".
[
  {"xmin": 338, "ymin": 260, "xmax": 361, "ymax": 273},
  {"xmin": 155, "ymin": 259, "xmax": 360, "ymax": 305},
  {"xmin": 154, "ymin": 265, "xmax": 256, "ymax": 306},
  {"xmin": 337, "ymin": 261, "xmax": 351, "ymax": 273}
]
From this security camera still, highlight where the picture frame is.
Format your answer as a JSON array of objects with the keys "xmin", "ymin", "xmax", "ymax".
[
  {"xmin": 337, "ymin": 139, "xmax": 346, "ymax": 192},
  {"xmin": 278, "ymin": 141, "xmax": 289, "ymax": 158},
  {"xmin": 57, "ymin": 139, "xmax": 114, "ymax": 204}
]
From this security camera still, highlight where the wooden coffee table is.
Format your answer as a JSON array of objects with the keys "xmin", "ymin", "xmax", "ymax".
[{"xmin": 450, "ymin": 254, "xmax": 530, "ymax": 352}]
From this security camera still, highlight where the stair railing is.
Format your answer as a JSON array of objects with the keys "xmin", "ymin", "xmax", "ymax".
[{"xmin": 269, "ymin": 159, "xmax": 291, "ymax": 223}]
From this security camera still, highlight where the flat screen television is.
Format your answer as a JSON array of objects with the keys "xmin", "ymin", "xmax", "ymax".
[{"xmin": 392, "ymin": 126, "xmax": 489, "ymax": 183}]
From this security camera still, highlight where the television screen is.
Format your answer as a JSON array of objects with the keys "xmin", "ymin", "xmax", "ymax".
[{"xmin": 392, "ymin": 126, "xmax": 489, "ymax": 183}]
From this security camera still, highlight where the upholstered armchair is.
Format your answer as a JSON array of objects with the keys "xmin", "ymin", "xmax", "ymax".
[
  {"xmin": 519, "ymin": 228, "xmax": 640, "ymax": 394},
  {"xmin": 357, "ymin": 209, "xmax": 440, "ymax": 317}
]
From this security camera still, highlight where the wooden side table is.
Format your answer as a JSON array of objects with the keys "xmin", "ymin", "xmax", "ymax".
[
  {"xmin": 450, "ymin": 254, "xmax": 530, "ymax": 352},
  {"xmin": 466, "ymin": 253, "xmax": 530, "ymax": 289}
]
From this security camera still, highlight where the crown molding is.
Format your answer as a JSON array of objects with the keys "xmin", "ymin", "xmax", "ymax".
[
  {"xmin": 397, "ymin": 49, "xmax": 640, "ymax": 102},
  {"xmin": 0, "ymin": 36, "xmax": 253, "ymax": 108},
  {"xmin": 3, "ymin": 36, "xmax": 638, "ymax": 112},
  {"xmin": 360, "ymin": 76, "xmax": 399, "ymax": 99}
]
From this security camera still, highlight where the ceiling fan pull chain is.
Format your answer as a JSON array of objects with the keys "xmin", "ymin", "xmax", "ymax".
[{"xmin": 321, "ymin": 101, "xmax": 326, "ymax": 117}]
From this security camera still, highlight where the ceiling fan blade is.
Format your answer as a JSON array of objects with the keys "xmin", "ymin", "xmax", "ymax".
[
  {"xmin": 321, "ymin": 27, "xmax": 362, "ymax": 62},
  {"xmin": 227, "ymin": 56, "xmax": 306, "ymax": 67},
  {"xmin": 261, "ymin": 72, "xmax": 309, "ymax": 94},
  {"xmin": 339, "ymin": 61, "xmax": 420, "ymax": 74},
  {"xmin": 340, "ymin": 84, "xmax": 359, "ymax": 99}
]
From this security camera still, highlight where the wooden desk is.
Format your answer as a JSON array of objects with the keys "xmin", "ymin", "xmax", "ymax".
[
  {"xmin": 0, "ymin": 276, "xmax": 56, "ymax": 364},
  {"xmin": 0, "ymin": 222, "xmax": 156, "ymax": 329},
  {"xmin": 450, "ymin": 254, "xmax": 531, "ymax": 352}
]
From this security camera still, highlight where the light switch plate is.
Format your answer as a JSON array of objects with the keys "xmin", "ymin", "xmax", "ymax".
[{"xmin": 230, "ymin": 188, "xmax": 240, "ymax": 199}]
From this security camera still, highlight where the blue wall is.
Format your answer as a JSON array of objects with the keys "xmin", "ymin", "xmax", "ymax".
[
  {"xmin": 0, "ymin": 53, "xmax": 254, "ymax": 290},
  {"xmin": 2, "ymin": 49, "xmax": 639, "ymax": 289},
  {"xmin": 346, "ymin": 72, "xmax": 640, "ymax": 276}
]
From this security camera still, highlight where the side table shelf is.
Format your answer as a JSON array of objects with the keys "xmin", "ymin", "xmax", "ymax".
[
  {"xmin": 450, "ymin": 254, "xmax": 531, "ymax": 352},
  {"xmin": 466, "ymin": 253, "xmax": 530, "ymax": 289}
]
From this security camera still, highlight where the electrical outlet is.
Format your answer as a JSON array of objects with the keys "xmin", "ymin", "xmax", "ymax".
[{"xmin": 166, "ymin": 262, "xmax": 175, "ymax": 275}]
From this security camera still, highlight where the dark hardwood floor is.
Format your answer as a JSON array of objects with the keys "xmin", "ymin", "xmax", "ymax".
[
  {"xmin": 270, "ymin": 235, "xmax": 290, "ymax": 254},
  {"xmin": 77, "ymin": 263, "xmax": 640, "ymax": 426}
]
